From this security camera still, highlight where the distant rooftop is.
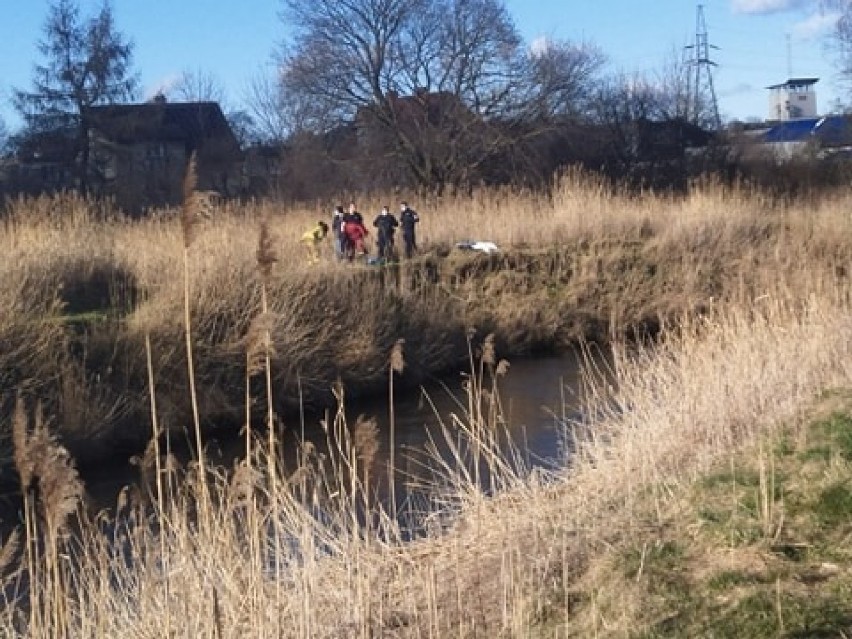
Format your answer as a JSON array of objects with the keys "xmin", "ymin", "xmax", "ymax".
[
  {"xmin": 762, "ymin": 115, "xmax": 852, "ymax": 145},
  {"xmin": 766, "ymin": 78, "xmax": 819, "ymax": 90},
  {"xmin": 88, "ymin": 101, "xmax": 236, "ymax": 147}
]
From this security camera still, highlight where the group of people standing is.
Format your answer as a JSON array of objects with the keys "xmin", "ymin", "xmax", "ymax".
[
  {"xmin": 301, "ymin": 200, "xmax": 420, "ymax": 264},
  {"xmin": 372, "ymin": 202, "xmax": 420, "ymax": 260},
  {"xmin": 328, "ymin": 201, "xmax": 420, "ymax": 262}
]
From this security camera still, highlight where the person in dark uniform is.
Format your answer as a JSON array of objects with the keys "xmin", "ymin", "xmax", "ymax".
[
  {"xmin": 399, "ymin": 201, "xmax": 419, "ymax": 259},
  {"xmin": 331, "ymin": 205, "xmax": 345, "ymax": 258},
  {"xmin": 373, "ymin": 205, "xmax": 399, "ymax": 260}
]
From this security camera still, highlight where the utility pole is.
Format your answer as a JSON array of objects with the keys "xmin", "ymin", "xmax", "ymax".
[
  {"xmin": 786, "ymin": 33, "xmax": 793, "ymax": 78},
  {"xmin": 685, "ymin": 4, "xmax": 721, "ymax": 130}
]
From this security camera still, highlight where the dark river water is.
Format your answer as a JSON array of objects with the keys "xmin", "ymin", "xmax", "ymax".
[{"xmin": 78, "ymin": 345, "xmax": 608, "ymax": 514}]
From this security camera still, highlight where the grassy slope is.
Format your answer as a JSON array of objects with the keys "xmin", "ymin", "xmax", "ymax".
[
  {"xmin": 5, "ymin": 183, "xmax": 852, "ymax": 637},
  {"xmin": 555, "ymin": 396, "xmax": 852, "ymax": 638}
]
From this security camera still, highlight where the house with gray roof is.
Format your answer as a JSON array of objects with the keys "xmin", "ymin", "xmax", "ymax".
[{"xmin": 88, "ymin": 95, "xmax": 243, "ymax": 212}]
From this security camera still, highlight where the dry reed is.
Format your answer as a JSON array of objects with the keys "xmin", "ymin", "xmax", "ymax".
[
  {"xmin": 4, "ymin": 284, "xmax": 852, "ymax": 637},
  {"xmin": 3, "ymin": 179, "xmax": 852, "ymax": 636},
  {"xmin": 180, "ymin": 152, "xmax": 204, "ymax": 481}
]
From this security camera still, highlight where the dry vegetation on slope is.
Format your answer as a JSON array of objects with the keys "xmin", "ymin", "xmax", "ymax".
[
  {"xmin": 3, "ymin": 247, "xmax": 852, "ymax": 636},
  {"xmin": 3, "ymin": 175, "xmax": 852, "ymax": 470},
  {"xmin": 3, "ymin": 175, "xmax": 852, "ymax": 635}
]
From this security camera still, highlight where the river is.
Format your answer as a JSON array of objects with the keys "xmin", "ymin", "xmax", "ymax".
[{"xmin": 78, "ymin": 345, "xmax": 609, "ymax": 516}]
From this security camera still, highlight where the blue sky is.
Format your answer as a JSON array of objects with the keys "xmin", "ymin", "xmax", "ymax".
[{"xmin": 0, "ymin": 0, "xmax": 845, "ymax": 132}]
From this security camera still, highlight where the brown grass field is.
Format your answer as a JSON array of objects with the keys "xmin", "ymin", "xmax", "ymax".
[{"xmin": 2, "ymin": 173, "xmax": 852, "ymax": 636}]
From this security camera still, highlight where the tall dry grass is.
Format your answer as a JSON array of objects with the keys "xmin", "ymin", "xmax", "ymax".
[
  {"xmin": 2, "ymin": 276, "xmax": 851, "ymax": 636},
  {"xmin": 3, "ymin": 176, "xmax": 852, "ymax": 468},
  {"xmin": 0, "ymin": 178, "xmax": 852, "ymax": 637}
]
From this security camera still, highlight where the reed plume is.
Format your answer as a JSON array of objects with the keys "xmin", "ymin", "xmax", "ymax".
[
  {"xmin": 129, "ymin": 437, "xmax": 158, "ymax": 501},
  {"xmin": 12, "ymin": 393, "xmax": 33, "ymax": 491},
  {"xmin": 12, "ymin": 394, "xmax": 37, "ymax": 635},
  {"xmin": 181, "ymin": 153, "xmax": 200, "ymax": 249},
  {"xmin": 390, "ymin": 338, "xmax": 406, "ymax": 374},
  {"xmin": 21, "ymin": 401, "xmax": 84, "ymax": 538},
  {"xmin": 482, "ymin": 333, "xmax": 496, "ymax": 367},
  {"xmin": 144, "ymin": 331, "xmax": 170, "ymax": 639},
  {"xmin": 353, "ymin": 415, "xmax": 380, "ymax": 522},
  {"xmin": 13, "ymin": 399, "xmax": 83, "ymax": 637},
  {"xmin": 254, "ymin": 215, "xmax": 281, "ymax": 636},
  {"xmin": 251, "ymin": 219, "xmax": 279, "ymax": 448},
  {"xmin": 388, "ymin": 338, "xmax": 405, "ymax": 524},
  {"xmin": 245, "ymin": 312, "xmax": 277, "ymax": 376},
  {"xmin": 245, "ymin": 309, "xmax": 277, "ymax": 464},
  {"xmin": 181, "ymin": 152, "xmax": 205, "ymax": 482},
  {"xmin": 0, "ymin": 530, "xmax": 19, "ymax": 575},
  {"xmin": 256, "ymin": 216, "xmax": 278, "ymax": 280},
  {"xmin": 31, "ymin": 428, "xmax": 84, "ymax": 541},
  {"xmin": 353, "ymin": 415, "xmax": 380, "ymax": 471},
  {"xmin": 229, "ymin": 459, "xmax": 261, "ymax": 507}
]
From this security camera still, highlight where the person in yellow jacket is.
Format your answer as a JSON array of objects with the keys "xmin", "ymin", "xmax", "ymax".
[{"xmin": 301, "ymin": 220, "xmax": 329, "ymax": 264}]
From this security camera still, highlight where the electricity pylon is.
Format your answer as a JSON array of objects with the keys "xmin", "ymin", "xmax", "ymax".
[{"xmin": 685, "ymin": 4, "xmax": 721, "ymax": 130}]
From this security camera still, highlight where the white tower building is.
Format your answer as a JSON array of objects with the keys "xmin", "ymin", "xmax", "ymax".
[{"xmin": 767, "ymin": 78, "xmax": 818, "ymax": 121}]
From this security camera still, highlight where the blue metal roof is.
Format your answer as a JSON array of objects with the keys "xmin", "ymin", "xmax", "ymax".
[
  {"xmin": 762, "ymin": 116, "xmax": 852, "ymax": 145},
  {"xmin": 813, "ymin": 116, "xmax": 852, "ymax": 146},
  {"xmin": 762, "ymin": 118, "xmax": 821, "ymax": 142}
]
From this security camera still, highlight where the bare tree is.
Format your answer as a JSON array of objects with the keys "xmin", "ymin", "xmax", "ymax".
[
  {"xmin": 591, "ymin": 72, "xmax": 665, "ymax": 166},
  {"xmin": 171, "ymin": 68, "xmax": 226, "ymax": 103},
  {"xmin": 520, "ymin": 39, "xmax": 606, "ymax": 121},
  {"xmin": 589, "ymin": 65, "xmax": 716, "ymax": 188},
  {"xmin": 13, "ymin": 0, "xmax": 136, "ymax": 193},
  {"xmin": 169, "ymin": 68, "xmax": 257, "ymax": 148},
  {"xmin": 225, "ymin": 109, "xmax": 256, "ymax": 148},
  {"xmin": 245, "ymin": 69, "xmax": 301, "ymax": 143},
  {"xmin": 824, "ymin": 1, "xmax": 852, "ymax": 102},
  {"xmin": 655, "ymin": 46, "xmax": 693, "ymax": 121},
  {"xmin": 0, "ymin": 116, "xmax": 8, "ymax": 156},
  {"xmin": 461, "ymin": 38, "xmax": 606, "ymax": 188},
  {"xmin": 278, "ymin": 0, "xmax": 604, "ymax": 191}
]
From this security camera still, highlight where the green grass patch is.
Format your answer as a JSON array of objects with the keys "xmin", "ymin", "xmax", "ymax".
[
  {"xmin": 618, "ymin": 540, "xmax": 689, "ymax": 599},
  {"xmin": 813, "ymin": 412, "xmax": 852, "ymax": 460},
  {"xmin": 697, "ymin": 507, "xmax": 727, "ymax": 525},
  {"xmin": 60, "ymin": 310, "xmax": 113, "ymax": 324},
  {"xmin": 774, "ymin": 435, "xmax": 796, "ymax": 458},
  {"xmin": 620, "ymin": 540, "xmax": 684, "ymax": 577},
  {"xmin": 697, "ymin": 509, "xmax": 764, "ymax": 546},
  {"xmin": 639, "ymin": 589, "xmax": 852, "ymax": 638},
  {"xmin": 706, "ymin": 591, "xmax": 852, "ymax": 639},
  {"xmin": 699, "ymin": 467, "xmax": 761, "ymax": 490},
  {"xmin": 799, "ymin": 446, "xmax": 832, "ymax": 463},
  {"xmin": 706, "ymin": 569, "xmax": 765, "ymax": 591},
  {"xmin": 812, "ymin": 482, "xmax": 852, "ymax": 527},
  {"xmin": 574, "ymin": 402, "xmax": 852, "ymax": 638}
]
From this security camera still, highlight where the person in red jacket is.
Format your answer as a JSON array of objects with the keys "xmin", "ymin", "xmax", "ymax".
[{"xmin": 342, "ymin": 212, "xmax": 368, "ymax": 260}]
